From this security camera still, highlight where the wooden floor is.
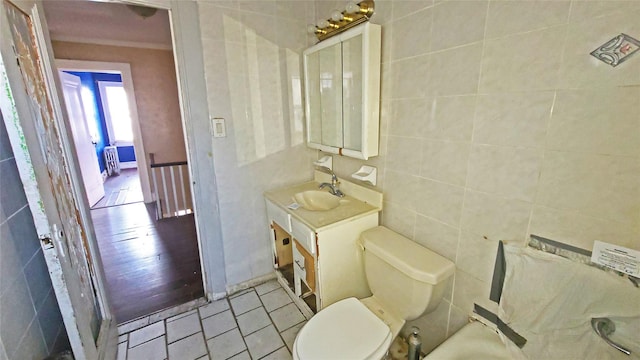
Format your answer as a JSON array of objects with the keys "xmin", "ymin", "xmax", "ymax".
[
  {"xmin": 92, "ymin": 168, "xmax": 143, "ymax": 209},
  {"xmin": 91, "ymin": 202, "xmax": 204, "ymax": 323}
]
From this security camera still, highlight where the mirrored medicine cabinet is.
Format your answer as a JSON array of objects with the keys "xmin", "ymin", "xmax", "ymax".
[{"xmin": 303, "ymin": 23, "xmax": 381, "ymax": 160}]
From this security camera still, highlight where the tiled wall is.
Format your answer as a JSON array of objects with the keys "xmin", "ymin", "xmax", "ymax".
[
  {"xmin": 197, "ymin": 1, "xmax": 316, "ymax": 286},
  {"xmin": 317, "ymin": 0, "xmax": 640, "ymax": 352},
  {"xmin": 0, "ymin": 113, "xmax": 69, "ymax": 358}
]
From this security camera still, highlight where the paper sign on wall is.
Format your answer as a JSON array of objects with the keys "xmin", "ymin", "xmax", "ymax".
[{"xmin": 591, "ymin": 241, "xmax": 640, "ymax": 277}]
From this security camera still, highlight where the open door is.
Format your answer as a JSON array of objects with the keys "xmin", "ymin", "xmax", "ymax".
[
  {"xmin": 58, "ymin": 71, "xmax": 106, "ymax": 207},
  {"xmin": 0, "ymin": 1, "xmax": 117, "ymax": 359}
]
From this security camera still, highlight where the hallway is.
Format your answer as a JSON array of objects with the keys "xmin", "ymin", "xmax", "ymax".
[
  {"xmin": 91, "ymin": 202, "xmax": 203, "ymax": 323},
  {"xmin": 92, "ymin": 168, "xmax": 143, "ymax": 209}
]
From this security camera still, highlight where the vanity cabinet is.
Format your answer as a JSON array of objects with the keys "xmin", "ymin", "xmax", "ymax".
[
  {"xmin": 303, "ymin": 22, "xmax": 381, "ymax": 160},
  {"xmin": 267, "ymin": 199, "xmax": 378, "ymax": 313},
  {"xmin": 264, "ymin": 173, "xmax": 383, "ymax": 314}
]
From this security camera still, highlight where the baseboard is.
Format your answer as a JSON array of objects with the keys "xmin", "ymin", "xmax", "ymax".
[
  {"xmin": 120, "ymin": 161, "xmax": 137, "ymax": 169},
  {"xmin": 225, "ymin": 272, "xmax": 277, "ymax": 296}
]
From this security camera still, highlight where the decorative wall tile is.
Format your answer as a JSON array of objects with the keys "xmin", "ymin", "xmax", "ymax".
[{"xmin": 591, "ymin": 33, "xmax": 640, "ymax": 67}]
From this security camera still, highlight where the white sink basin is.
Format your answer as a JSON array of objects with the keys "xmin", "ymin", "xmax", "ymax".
[{"xmin": 294, "ymin": 190, "xmax": 342, "ymax": 211}]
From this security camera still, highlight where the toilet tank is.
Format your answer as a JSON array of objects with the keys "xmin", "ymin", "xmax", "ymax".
[{"xmin": 361, "ymin": 226, "xmax": 455, "ymax": 320}]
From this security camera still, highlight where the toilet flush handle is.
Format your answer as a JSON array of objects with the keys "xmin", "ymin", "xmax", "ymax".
[{"xmin": 591, "ymin": 317, "xmax": 631, "ymax": 355}]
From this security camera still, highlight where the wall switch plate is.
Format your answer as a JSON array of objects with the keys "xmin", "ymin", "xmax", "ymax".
[{"xmin": 211, "ymin": 117, "xmax": 226, "ymax": 138}]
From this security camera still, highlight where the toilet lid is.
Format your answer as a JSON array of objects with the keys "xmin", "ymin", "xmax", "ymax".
[{"xmin": 295, "ymin": 298, "xmax": 392, "ymax": 360}]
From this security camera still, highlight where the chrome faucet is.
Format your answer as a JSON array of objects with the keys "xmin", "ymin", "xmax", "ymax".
[{"xmin": 319, "ymin": 172, "xmax": 344, "ymax": 197}]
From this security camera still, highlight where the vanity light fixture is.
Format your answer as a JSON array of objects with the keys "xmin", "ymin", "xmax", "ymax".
[{"xmin": 307, "ymin": 1, "xmax": 375, "ymax": 41}]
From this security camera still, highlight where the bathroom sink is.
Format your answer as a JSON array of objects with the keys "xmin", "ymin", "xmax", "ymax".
[{"xmin": 293, "ymin": 190, "xmax": 342, "ymax": 211}]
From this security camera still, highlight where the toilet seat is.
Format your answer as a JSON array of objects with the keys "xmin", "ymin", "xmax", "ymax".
[{"xmin": 294, "ymin": 297, "xmax": 392, "ymax": 360}]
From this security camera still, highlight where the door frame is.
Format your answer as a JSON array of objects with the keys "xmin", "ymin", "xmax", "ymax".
[
  {"xmin": 0, "ymin": 1, "xmax": 116, "ymax": 358},
  {"xmin": 45, "ymin": 0, "xmax": 229, "ymax": 301},
  {"xmin": 56, "ymin": 60, "xmax": 152, "ymax": 203},
  {"xmin": 2, "ymin": 0, "xmax": 227, "ymax": 354}
]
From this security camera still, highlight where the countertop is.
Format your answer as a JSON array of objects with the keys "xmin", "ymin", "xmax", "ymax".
[{"xmin": 264, "ymin": 180, "xmax": 381, "ymax": 231}]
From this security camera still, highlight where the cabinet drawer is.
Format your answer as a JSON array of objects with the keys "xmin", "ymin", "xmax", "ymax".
[
  {"xmin": 291, "ymin": 217, "xmax": 315, "ymax": 255},
  {"xmin": 294, "ymin": 240, "xmax": 316, "ymax": 292},
  {"xmin": 266, "ymin": 200, "xmax": 291, "ymax": 232}
]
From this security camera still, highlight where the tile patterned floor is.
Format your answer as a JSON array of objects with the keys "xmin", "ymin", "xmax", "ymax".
[{"xmin": 116, "ymin": 280, "xmax": 307, "ymax": 360}]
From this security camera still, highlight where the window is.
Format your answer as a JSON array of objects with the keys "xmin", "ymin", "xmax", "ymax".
[{"xmin": 98, "ymin": 81, "xmax": 134, "ymax": 146}]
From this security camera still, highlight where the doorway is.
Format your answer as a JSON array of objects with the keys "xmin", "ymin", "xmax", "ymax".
[
  {"xmin": 45, "ymin": 1, "xmax": 205, "ymax": 323},
  {"xmin": 58, "ymin": 67, "xmax": 145, "ymax": 209}
]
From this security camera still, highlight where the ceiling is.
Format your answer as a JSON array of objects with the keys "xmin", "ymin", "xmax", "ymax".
[{"xmin": 43, "ymin": 1, "xmax": 172, "ymax": 49}]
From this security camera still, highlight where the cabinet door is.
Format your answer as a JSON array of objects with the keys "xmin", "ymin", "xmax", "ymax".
[
  {"xmin": 342, "ymin": 34, "xmax": 363, "ymax": 151},
  {"xmin": 318, "ymin": 43, "xmax": 343, "ymax": 148},
  {"xmin": 303, "ymin": 23, "xmax": 381, "ymax": 160}
]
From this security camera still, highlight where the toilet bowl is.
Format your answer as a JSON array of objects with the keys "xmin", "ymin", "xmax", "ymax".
[{"xmin": 293, "ymin": 226, "xmax": 455, "ymax": 360}]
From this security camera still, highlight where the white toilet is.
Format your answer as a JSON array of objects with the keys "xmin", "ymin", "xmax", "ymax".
[{"xmin": 293, "ymin": 226, "xmax": 456, "ymax": 360}]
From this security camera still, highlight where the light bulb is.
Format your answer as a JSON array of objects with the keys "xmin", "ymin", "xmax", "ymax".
[
  {"xmin": 345, "ymin": 1, "xmax": 361, "ymax": 14},
  {"xmin": 316, "ymin": 19, "xmax": 330, "ymax": 29},
  {"xmin": 331, "ymin": 10, "xmax": 344, "ymax": 22},
  {"xmin": 307, "ymin": 24, "xmax": 318, "ymax": 34}
]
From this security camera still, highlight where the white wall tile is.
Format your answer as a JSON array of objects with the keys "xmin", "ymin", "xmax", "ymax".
[
  {"xmin": 473, "ymin": 92, "xmax": 554, "ymax": 148},
  {"xmin": 546, "ymin": 89, "xmax": 640, "ymax": 157},
  {"xmin": 466, "ymin": 144, "xmax": 542, "ymax": 202},
  {"xmin": 452, "ymin": 270, "xmax": 489, "ymax": 313},
  {"xmin": 389, "ymin": 54, "xmax": 431, "ymax": 99},
  {"xmin": 431, "ymin": 1, "xmax": 487, "ymax": 52},
  {"xmin": 414, "ymin": 215, "xmax": 460, "ymax": 261},
  {"xmin": 420, "ymin": 139, "xmax": 470, "ymax": 186},
  {"xmin": 536, "ymin": 151, "xmax": 640, "ymax": 226},
  {"xmin": 426, "ymin": 95, "xmax": 475, "ymax": 141},
  {"xmin": 460, "ymin": 190, "xmax": 532, "ymax": 242},
  {"xmin": 429, "ymin": 43, "xmax": 483, "ymax": 96},
  {"xmin": 391, "ymin": 7, "xmax": 433, "ymax": 60},
  {"xmin": 389, "ymin": 98, "xmax": 433, "ymax": 137},
  {"xmin": 529, "ymin": 205, "xmax": 638, "ymax": 251},
  {"xmin": 414, "ymin": 178, "xmax": 465, "ymax": 227},
  {"xmin": 384, "ymin": 170, "xmax": 419, "ymax": 210},
  {"xmin": 485, "ymin": 1, "xmax": 570, "ymax": 39},
  {"xmin": 386, "ymin": 136, "xmax": 423, "ymax": 175},
  {"xmin": 480, "ymin": 27, "xmax": 566, "ymax": 93},
  {"xmin": 403, "ymin": 299, "xmax": 450, "ymax": 353},
  {"xmin": 455, "ymin": 231, "xmax": 499, "ymax": 283},
  {"xmin": 393, "ymin": 0, "xmax": 434, "ymax": 20},
  {"xmin": 381, "ymin": 202, "xmax": 416, "ymax": 240}
]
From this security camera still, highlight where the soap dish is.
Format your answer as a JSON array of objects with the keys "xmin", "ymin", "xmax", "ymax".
[{"xmin": 351, "ymin": 166, "xmax": 377, "ymax": 186}]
